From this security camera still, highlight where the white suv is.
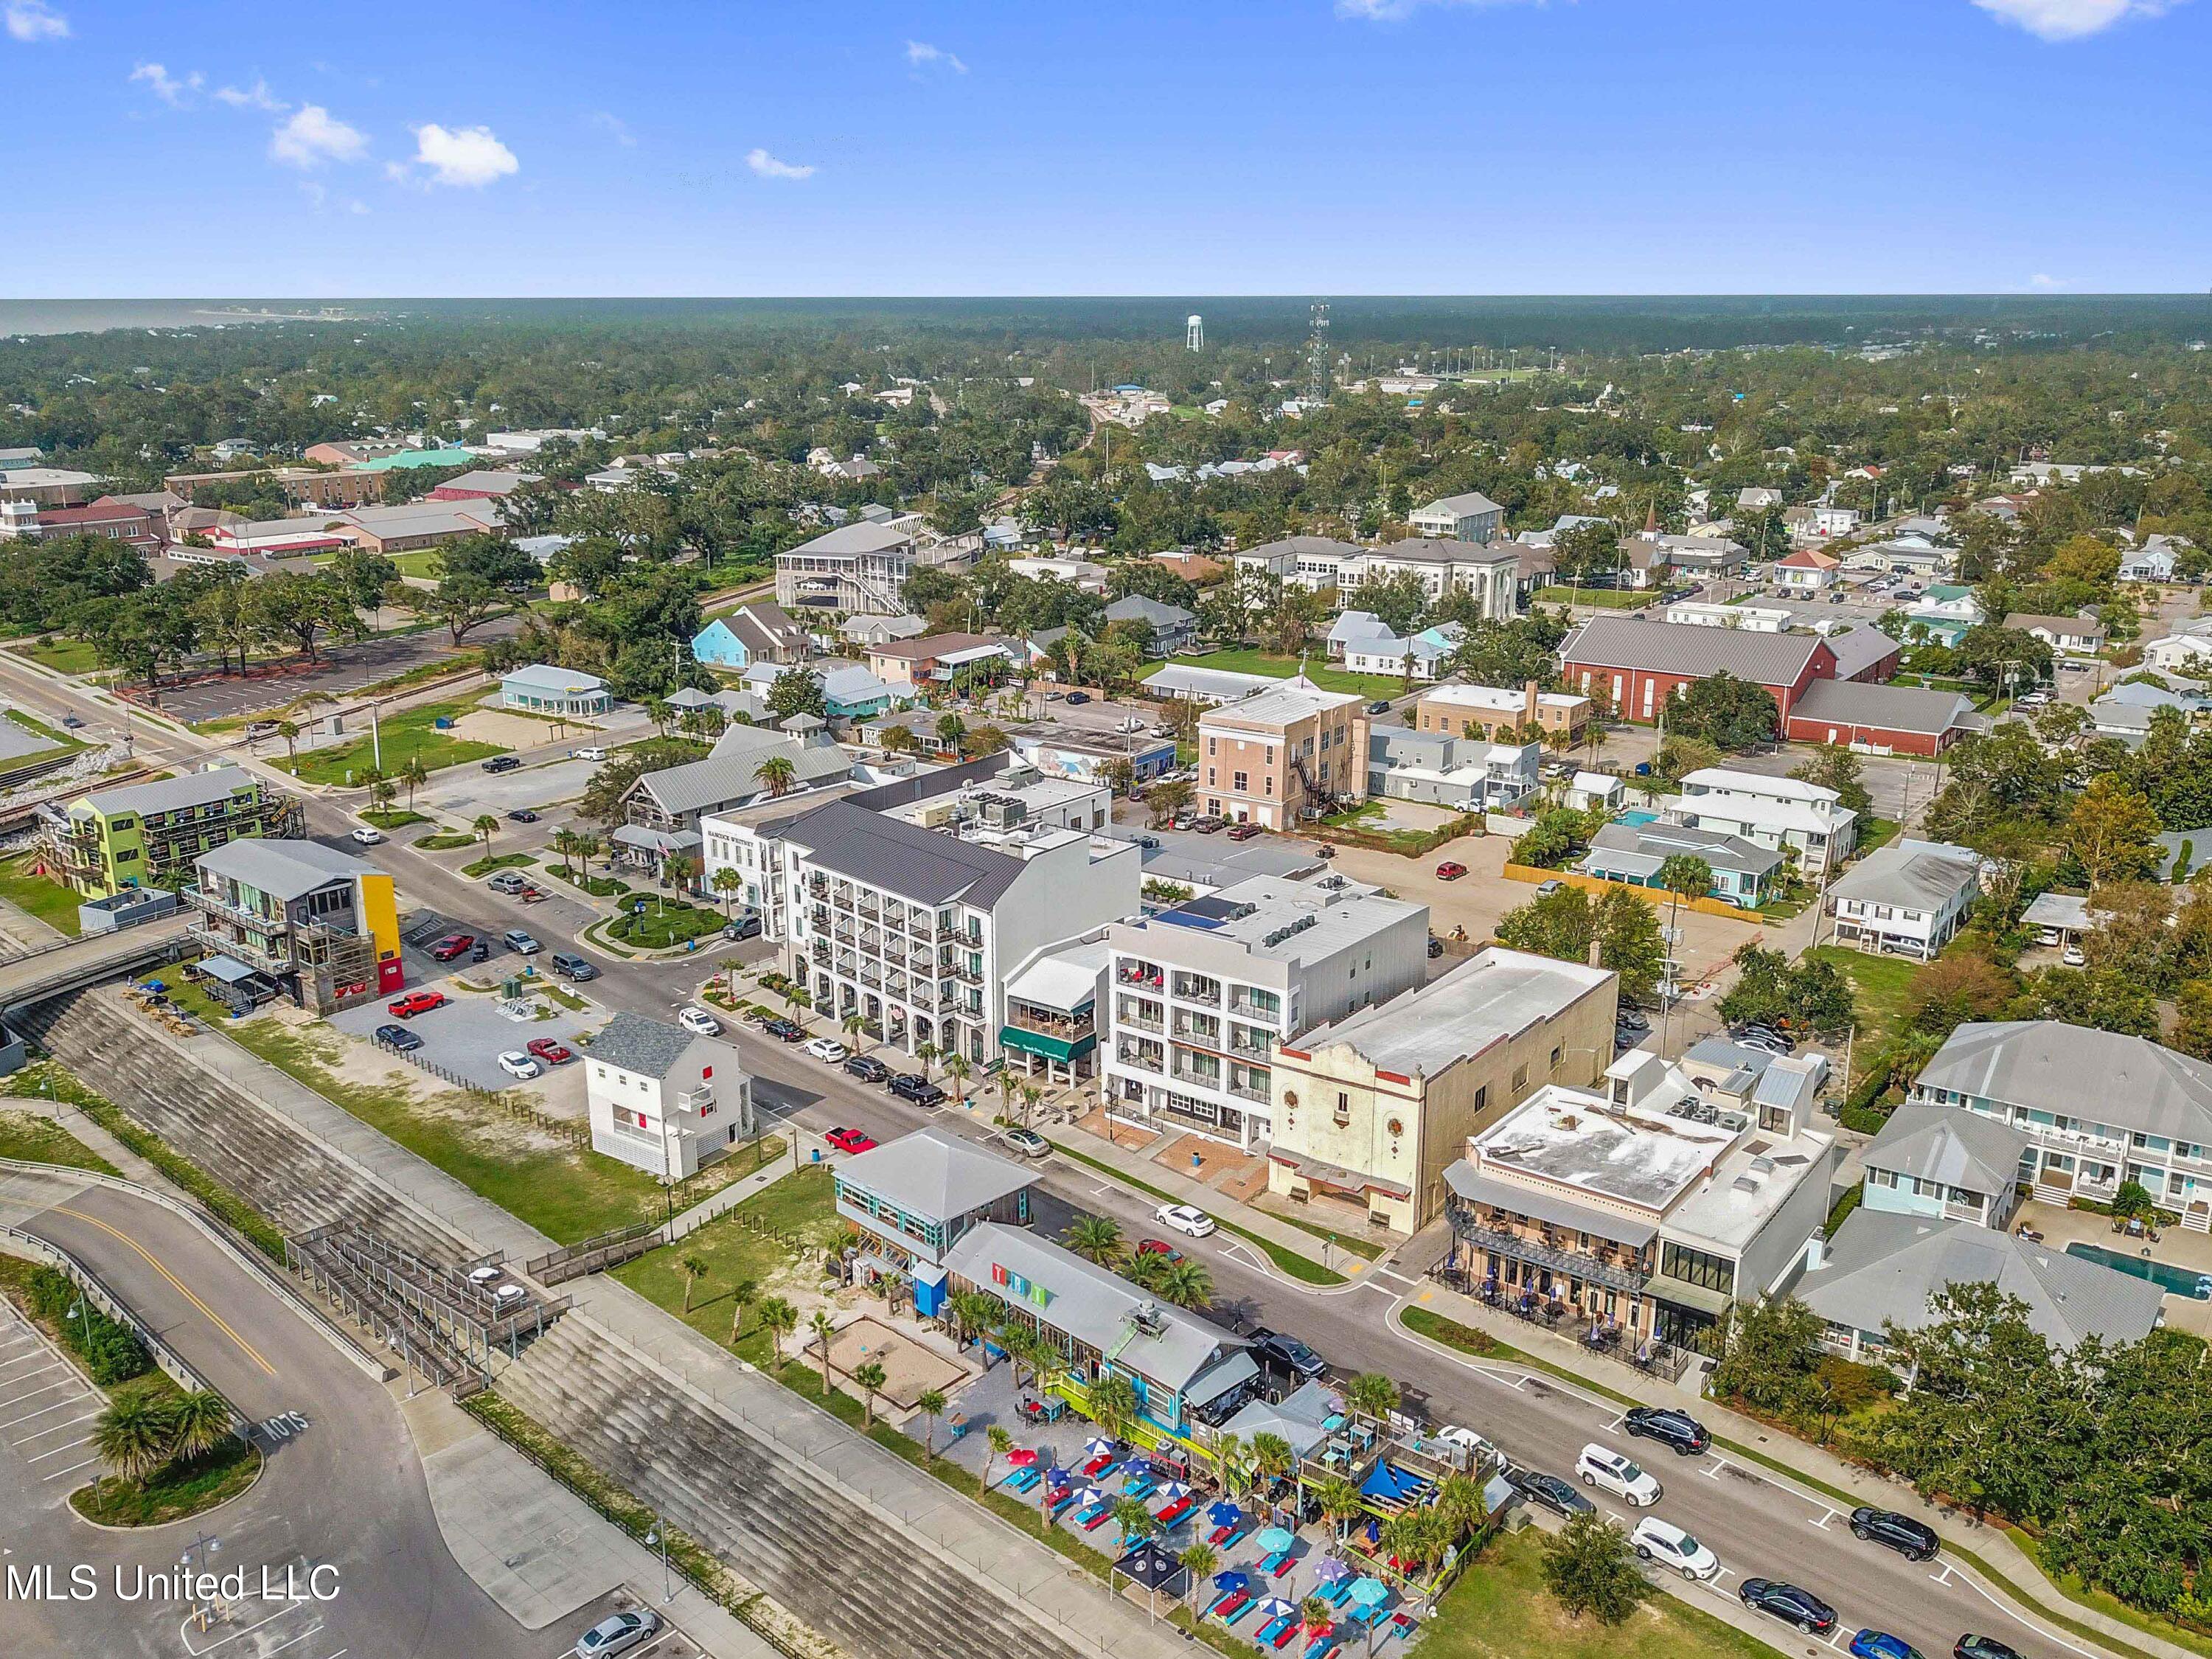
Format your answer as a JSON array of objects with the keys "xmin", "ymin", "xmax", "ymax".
[
  {"xmin": 1631, "ymin": 1515, "xmax": 1719, "ymax": 1580},
  {"xmin": 1576, "ymin": 1443, "xmax": 1663, "ymax": 1506}
]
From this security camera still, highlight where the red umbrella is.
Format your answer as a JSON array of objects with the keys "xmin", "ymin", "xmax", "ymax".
[{"xmin": 1007, "ymin": 1447, "xmax": 1039, "ymax": 1467}]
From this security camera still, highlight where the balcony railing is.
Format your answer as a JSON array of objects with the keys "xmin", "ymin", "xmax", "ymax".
[
  {"xmin": 1117, "ymin": 965, "xmax": 1166, "ymax": 990},
  {"xmin": 1172, "ymin": 1018, "xmax": 1222, "ymax": 1048},
  {"xmin": 1173, "ymin": 977, "xmax": 1222, "ymax": 1006},
  {"xmin": 1228, "ymin": 995, "xmax": 1281, "ymax": 1022},
  {"xmin": 1117, "ymin": 1004, "xmax": 1164, "ymax": 1034},
  {"xmin": 1227, "ymin": 1077, "xmax": 1268, "ymax": 1105},
  {"xmin": 186, "ymin": 921, "xmax": 291, "ymax": 975},
  {"xmin": 1228, "ymin": 1034, "xmax": 1272, "ymax": 1061},
  {"xmin": 1009, "ymin": 1009, "xmax": 1095, "ymax": 1041},
  {"xmin": 950, "ymin": 962, "xmax": 983, "ymax": 986},
  {"xmin": 1447, "ymin": 1212, "xmax": 1651, "ymax": 1295},
  {"xmin": 1116, "ymin": 1044, "xmax": 1164, "ymax": 1073},
  {"xmin": 1170, "ymin": 1060, "xmax": 1223, "ymax": 1091}
]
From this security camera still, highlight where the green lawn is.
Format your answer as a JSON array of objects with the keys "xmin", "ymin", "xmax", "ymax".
[
  {"xmin": 0, "ymin": 855, "xmax": 83, "ymax": 936},
  {"xmin": 1145, "ymin": 650, "xmax": 1405, "ymax": 700},
  {"xmin": 1806, "ymin": 945, "xmax": 1922, "ymax": 1078},
  {"xmin": 361, "ymin": 808, "xmax": 431, "ymax": 830},
  {"xmin": 1421, "ymin": 1526, "xmax": 1786, "ymax": 1659},
  {"xmin": 274, "ymin": 702, "xmax": 504, "ymax": 787},
  {"xmin": 1534, "ymin": 585, "xmax": 1650, "ymax": 609},
  {"xmin": 611, "ymin": 1163, "xmax": 844, "ymax": 1352},
  {"xmin": 11, "ymin": 636, "xmax": 102, "ymax": 675},
  {"xmin": 1857, "ymin": 815, "xmax": 1901, "ymax": 854},
  {"xmin": 460, "ymin": 852, "xmax": 535, "ymax": 879},
  {"xmin": 3, "ymin": 709, "xmax": 82, "ymax": 754},
  {"xmin": 71, "ymin": 1437, "xmax": 262, "ymax": 1528},
  {"xmin": 201, "ymin": 1012, "xmax": 675, "ymax": 1245},
  {"xmin": 0, "ymin": 1104, "xmax": 119, "ymax": 1175},
  {"xmin": 609, "ymin": 898, "xmax": 725, "ymax": 949}
]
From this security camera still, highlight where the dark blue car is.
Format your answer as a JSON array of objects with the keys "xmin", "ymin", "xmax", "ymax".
[{"xmin": 1851, "ymin": 1630, "xmax": 1927, "ymax": 1659}]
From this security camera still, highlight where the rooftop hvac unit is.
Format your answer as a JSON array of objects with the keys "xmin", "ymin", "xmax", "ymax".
[
  {"xmin": 978, "ymin": 794, "xmax": 1029, "ymax": 830},
  {"xmin": 1130, "ymin": 1301, "xmax": 1166, "ymax": 1335},
  {"xmin": 1260, "ymin": 913, "xmax": 1318, "ymax": 949}
]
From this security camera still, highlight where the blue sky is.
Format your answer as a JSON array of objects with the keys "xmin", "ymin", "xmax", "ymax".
[{"xmin": 5, "ymin": 0, "xmax": 2206, "ymax": 296}]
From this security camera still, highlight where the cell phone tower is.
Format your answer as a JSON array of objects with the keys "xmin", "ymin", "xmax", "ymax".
[
  {"xmin": 1306, "ymin": 300, "xmax": 1330, "ymax": 405},
  {"xmin": 1185, "ymin": 313, "xmax": 1203, "ymax": 351}
]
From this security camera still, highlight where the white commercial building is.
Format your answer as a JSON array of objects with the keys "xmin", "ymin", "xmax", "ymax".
[
  {"xmin": 703, "ymin": 758, "xmax": 1138, "ymax": 1069},
  {"xmin": 585, "ymin": 1011, "xmax": 754, "ymax": 1179},
  {"xmin": 1663, "ymin": 767, "xmax": 1857, "ymax": 880},
  {"xmin": 1407, "ymin": 492, "xmax": 1505, "ymax": 544},
  {"xmin": 1103, "ymin": 874, "xmax": 1430, "ymax": 1149}
]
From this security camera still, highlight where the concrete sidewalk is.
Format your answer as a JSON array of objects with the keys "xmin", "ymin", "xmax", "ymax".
[
  {"xmin": 1400, "ymin": 1276, "xmax": 2199, "ymax": 1659},
  {"xmin": 116, "ymin": 997, "xmax": 1200, "ymax": 1659}
]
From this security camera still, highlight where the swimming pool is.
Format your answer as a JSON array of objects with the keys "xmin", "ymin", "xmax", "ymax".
[
  {"xmin": 1616, "ymin": 808, "xmax": 1659, "ymax": 827},
  {"xmin": 2064, "ymin": 1241, "xmax": 2212, "ymax": 1298}
]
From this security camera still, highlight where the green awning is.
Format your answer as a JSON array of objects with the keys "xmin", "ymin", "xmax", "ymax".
[
  {"xmin": 1646, "ymin": 1276, "xmax": 1734, "ymax": 1320},
  {"xmin": 999, "ymin": 1025, "xmax": 1095, "ymax": 1063}
]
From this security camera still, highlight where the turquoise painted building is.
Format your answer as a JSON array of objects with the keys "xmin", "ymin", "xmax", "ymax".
[{"xmin": 692, "ymin": 619, "xmax": 752, "ymax": 669}]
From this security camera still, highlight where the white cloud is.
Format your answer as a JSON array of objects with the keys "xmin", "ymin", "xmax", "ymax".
[
  {"xmin": 215, "ymin": 77, "xmax": 285, "ymax": 112},
  {"xmin": 905, "ymin": 40, "xmax": 967, "ymax": 73},
  {"xmin": 129, "ymin": 62, "xmax": 202, "ymax": 105},
  {"xmin": 4, "ymin": 1, "xmax": 69, "ymax": 42},
  {"xmin": 301, "ymin": 181, "xmax": 369, "ymax": 216},
  {"xmin": 2027, "ymin": 273, "xmax": 2070, "ymax": 289},
  {"xmin": 590, "ymin": 110, "xmax": 635, "ymax": 146},
  {"xmin": 409, "ymin": 122, "xmax": 519, "ymax": 187},
  {"xmin": 745, "ymin": 147, "xmax": 815, "ymax": 181},
  {"xmin": 270, "ymin": 103, "xmax": 368, "ymax": 169},
  {"xmin": 1970, "ymin": 0, "xmax": 2180, "ymax": 39}
]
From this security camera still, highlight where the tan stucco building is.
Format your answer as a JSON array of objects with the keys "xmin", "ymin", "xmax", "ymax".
[
  {"xmin": 1415, "ymin": 679, "xmax": 1592, "ymax": 744},
  {"xmin": 1266, "ymin": 947, "xmax": 1618, "ymax": 1234},
  {"xmin": 1197, "ymin": 675, "xmax": 1369, "ymax": 829}
]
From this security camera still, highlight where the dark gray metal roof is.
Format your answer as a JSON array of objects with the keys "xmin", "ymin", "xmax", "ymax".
[
  {"xmin": 786, "ymin": 799, "xmax": 1029, "ymax": 907},
  {"xmin": 1863, "ymin": 1104, "xmax": 2028, "ymax": 1194},
  {"xmin": 1827, "ymin": 839, "xmax": 1982, "ymax": 910},
  {"xmin": 588, "ymin": 1010, "xmax": 702, "ymax": 1080},
  {"xmin": 1787, "ymin": 678, "xmax": 1976, "ymax": 737},
  {"xmin": 1918, "ymin": 1021, "xmax": 2212, "ymax": 1143},
  {"xmin": 1562, "ymin": 616, "xmax": 1830, "ymax": 684},
  {"xmin": 837, "ymin": 1127, "xmax": 1036, "ymax": 1221},
  {"xmin": 196, "ymin": 837, "xmax": 374, "ymax": 900},
  {"xmin": 80, "ymin": 765, "xmax": 258, "ymax": 818}
]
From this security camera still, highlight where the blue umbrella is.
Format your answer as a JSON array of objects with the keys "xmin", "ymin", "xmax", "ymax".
[
  {"xmin": 1315, "ymin": 1557, "xmax": 1352, "ymax": 1584},
  {"xmin": 1348, "ymin": 1578, "xmax": 1390, "ymax": 1609},
  {"xmin": 1046, "ymin": 1465, "xmax": 1071, "ymax": 1484},
  {"xmin": 1214, "ymin": 1569, "xmax": 1253, "ymax": 1593},
  {"xmin": 1208, "ymin": 1500, "xmax": 1243, "ymax": 1527},
  {"xmin": 1254, "ymin": 1526, "xmax": 1297, "ymax": 1554}
]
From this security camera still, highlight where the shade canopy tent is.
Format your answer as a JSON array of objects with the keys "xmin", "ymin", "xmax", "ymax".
[{"xmin": 1113, "ymin": 1540, "xmax": 1186, "ymax": 1594}]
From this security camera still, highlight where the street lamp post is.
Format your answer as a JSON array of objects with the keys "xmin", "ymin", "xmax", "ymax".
[{"xmin": 642, "ymin": 1513, "xmax": 674, "ymax": 1603}]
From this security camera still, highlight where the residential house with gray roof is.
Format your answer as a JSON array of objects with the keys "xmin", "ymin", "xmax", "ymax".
[
  {"xmin": 1859, "ymin": 1103, "xmax": 2029, "ymax": 1231},
  {"xmin": 1823, "ymin": 838, "xmax": 1983, "ymax": 959},
  {"xmin": 584, "ymin": 1010, "xmax": 754, "ymax": 1178},
  {"xmin": 1910, "ymin": 1021, "xmax": 2212, "ymax": 1228}
]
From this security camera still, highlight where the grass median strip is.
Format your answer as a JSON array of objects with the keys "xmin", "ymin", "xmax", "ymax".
[{"xmin": 1043, "ymin": 1138, "xmax": 1348, "ymax": 1284}]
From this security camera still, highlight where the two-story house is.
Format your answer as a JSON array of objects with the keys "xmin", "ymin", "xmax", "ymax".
[
  {"xmin": 833, "ymin": 1126, "xmax": 1037, "ymax": 1314},
  {"xmin": 1822, "ymin": 838, "xmax": 1983, "ymax": 959},
  {"xmin": 1664, "ymin": 768, "xmax": 1858, "ymax": 880},
  {"xmin": 1407, "ymin": 492, "xmax": 1505, "ymax": 545},
  {"xmin": 584, "ymin": 1010, "xmax": 754, "ymax": 1179}
]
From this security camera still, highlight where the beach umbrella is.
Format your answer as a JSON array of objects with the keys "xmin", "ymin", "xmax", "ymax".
[
  {"xmin": 1254, "ymin": 1526, "xmax": 1297, "ymax": 1554},
  {"xmin": 1348, "ymin": 1578, "xmax": 1389, "ymax": 1610},
  {"xmin": 1213, "ymin": 1569, "xmax": 1253, "ymax": 1593},
  {"xmin": 1208, "ymin": 1500, "xmax": 1243, "ymax": 1527},
  {"xmin": 1083, "ymin": 1436, "xmax": 1116, "ymax": 1459},
  {"xmin": 1156, "ymin": 1481, "xmax": 1192, "ymax": 1502},
  {"xmin": 1080, "ymin": 1488, "xmax": 1107, "ymax": 1506},
  {"xmin": 1046, "ymin": 1465, "xmax": 1071, "ymax": 1485},
  {"xmin": 1315, "ymin": 1557, "xmax": 1352, "ymax": 1584},
  {"xmin": 1007, "ymin": 1447, "xmax": 1038, "ymax": 1467},
  {"xmin": 1256, "ymin": 1599, "xmax": 1297, "ymax": 1621}
]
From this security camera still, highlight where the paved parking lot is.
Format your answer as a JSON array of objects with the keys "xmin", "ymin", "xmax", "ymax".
[
  {"xmin": 331, "ymin": 967, "xmax": 602, "ymax": 1096},
  {"xmin": 419, "ymin": 754, "xmax": 604, "ymax": 819},
  {"xmin": 139, "ymin": 630, "xmax": 485, "ymax": 723},
  {"xmin": 0, "ymin": 1299, "xmax": 104, "ymax": 1495}
]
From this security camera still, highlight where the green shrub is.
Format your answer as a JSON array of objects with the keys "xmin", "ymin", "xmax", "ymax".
[{"xmin": 26, "ymin": 1265, "xmax": 151, "ymax": 1384}]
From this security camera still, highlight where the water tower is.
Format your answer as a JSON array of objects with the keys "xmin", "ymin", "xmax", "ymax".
[{"xmin": 1185, "ymin": 313, "xmax": 1203, "ymax": 351}]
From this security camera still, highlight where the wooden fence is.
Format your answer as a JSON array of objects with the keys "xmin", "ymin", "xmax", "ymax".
[{"xmin": 1500, "ymin": 862, "xmax": 1770, "ymax": 924}]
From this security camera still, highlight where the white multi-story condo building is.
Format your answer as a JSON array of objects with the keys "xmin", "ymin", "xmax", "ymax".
[
  {"xmin": 1911, "ymin": 1021, "xmax": 2212, "ymax": 1231},
  {"xmin": 1102, "ymin": 874, "xmax": 1429, "ymax": 1148},
  {"xmin": 1663, "ymin": 767, "xmax": 1858, "ymax": 880},
  {"xmin": 702, "ymin": 759, "xmax": 1137, "ymax": 1069}
]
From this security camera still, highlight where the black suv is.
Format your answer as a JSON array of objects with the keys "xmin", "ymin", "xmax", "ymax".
[
  {"xmin": 761, "ymin": 1018, "xmax": 806, "ymax": 1042},
  {"xmin": 1503, "ymin": 1467, "xmax": 1592, "ymax": 1520},
  {"xmin": 1851, "ymin": 1506, "xmax": 1938, "ymax": 1562},
  {"xmin": 1737, "ymin": 1579, "xmax": 1837, "ymax": 1634},
  {"xmin": 888, "ymin": 1074, "xmax": 946, "ymax": 1107},
  {"xmin": 844, "ymin": 1054, "xmax": 891, "ymax": 1085},
  {"xmin": 1623, "ymin": 1406, "xmax": 1711, "ymax": 1455},
  {"xmin": 1251, "ymin": 1329, "xmax": 1327, "ymax": 1382}
]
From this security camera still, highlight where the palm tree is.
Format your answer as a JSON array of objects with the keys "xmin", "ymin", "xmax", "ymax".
[
  {"xmin": 758, "ymin": 1295, "xmax": 797, "ymax": 1368},
  {"xmin": 810, "ymin": 1309, "xmax": 837, "ymax": 1397},
  {"xmin": 646, "ymin": 697, "xmax": 672, "ymax": 737},
  {"xmin": 1178, "ymin": 1543, "xmax": 1219, "ymax": 1622},
  {"xmin": 852, "ymin": 1360, "xmax": 888, "ymax": 1427},
  {"xmin": 947, "ymin": 1290, "xmax": 1001, "ymax": 1354},
  {"xmin": 1433, "ymin": 1472, "xmax": 1487, "ymax": 1543},
  {"xmin": 728, "ymin": 1275, "xmax": 759, "ymax": 1345},
  {"xmin": 842, "ymin": 1011, "xmax": 869, "ymax": 1053},
  {"xmin": 982, "ymin": 1423, "xmax": 1013, "ymax": 1490},
  {"xmin": 552, "ymin": 827, "xmax": 585, "ymax": 878},
  {"xmin": 1211, "ymin": 1430, "xmax": 1248, "ymax": 1498},
  {"xmin": 1125, "ymin": 1251, "xmax": 1169, "ymax": 1293},
  {"xmin": 1312, "ymin": 1475, "xmax": 1364, "ymax": 1543},
  {"xmin": 993, "ymin": 1068, "xmax": 1018, "ymax": 1124},
  {"xmin": 934, "ymin": 713, "xmax": 967, "ymax": 753},
  {"xmin": 400, "ymin": 754, "xmax": 430, "ymax": 810},
  {"xmin": 164, "ymin": 1390, "xmax": 234, "ymax": 1464},
  {"xmin": 1088, "ymin": 1371, "xmax": 1140, "ymax": 1442},
  {"xmin": 754, "ymin": 754, "xmax": 798, "ymax": 797},
  {"xmin": 914, "ymin": 1041, "xmax": 940, "ymax": 1081},
  {"xmin": 942, "ymin": 1053, "xmax": 971, "ymax": 1104},
  {"xmin": 1299, "ymin": 1596, "xmax": 1333, "ymax": 1639},
  {"xmin": 664, "ymin": 851, "xmax": 698, "ymax": 895},
  {"xmin": 1345, "ymin": 1371, "xmax": 1401, "ymax": 1423},
  {"xmin": 998, "ymin": 1323, "xmax": 1049, "ymax": 1393},
  {"xmin": 678, "ymin": 1255, "xmax": 709, "ymax": 1314},
  {"xmin": 916, "ymin": 1388, "xmax": 948, "ymax": 1458},
  {"xmin": 91, "ymin": 1394, "xmax": 173, "ymax": 1491},
  {"xmin": 574, "ymin": 830, "xmax": 602, "ymax": 876},
  {"xmin": 712, "ymin": 866, "xmax": 744, "ymax": 915},
  {"xmin": 1249, "ymin": 1432, "xmax": 1294, "ymax": 1517},
  {"xmin": 1019, "ymin": 1082, "xmax": 1043, "ymax": 1128},
  {"xmin": 1063, "ymin": 1214, "xmax": 1126, "ymax": 1266},
  {"xmin": 1112, "ymin": 1495, "xmax": 1156, "ymax": 1548},
  {"xmin": 1155, "ymin": 1257, "xmax": 1214, "ymax": 1310},
  {"xmin": 471, "ymin": 813, "xmax": 499, "ymax": 856},
  {"xmin": 276, "ymin": 718, "xmax": 300, "ymax": 770}
]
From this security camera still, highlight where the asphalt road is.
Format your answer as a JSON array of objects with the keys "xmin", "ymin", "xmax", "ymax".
[{"xmin": 0, "ymin": 1167, "xmax": 633, "ymax": 1659}]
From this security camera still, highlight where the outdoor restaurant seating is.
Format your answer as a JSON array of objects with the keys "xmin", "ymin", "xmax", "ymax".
[
  {"xmin": 1256, "ymin": 1615, "xmax": 1295, "ymax": 1646},
  {"xmin": 1001, "ymin": 1466, "xmax": 1041, "ymax": 1494},
  {"xmin": 1155, "ymin": 1492, "xmax": 1197, "ymax": 1526},
  {"xmin": 1208, "ymin": 1590, "xmax": 1250, "ymax": 1622},
  {"xmin": 1046, "ymin": 1488, "xmax": 1078, "ymax": 1520}
]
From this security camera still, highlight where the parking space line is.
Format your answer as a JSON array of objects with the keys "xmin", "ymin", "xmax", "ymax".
[
  {"xmin": 1808, "ymin": 1507, "xmax": 1841, "ymax": 1529},
  {"xmin": 0, "ymin": 1378, "xmax": 78, "ymax": 1413},
  {"xmin": 41, "ymin": 1453, "xmax": 100, "ymax": 1481},
  {"xmin": 1, "ymin": 1391, "xmax": 96, "ymax": 1431},
  {"xmin": 1601, "ymin": 1411, "xmax": 1626, "ymax": 1432},
  {"xmin": 10, "ymin": 1410, "xmax": 99, "ymax": 1447},
  {"xmin": 0, "ymin": 1360, "xmax": 63, "ymax": 1392},
  {"xmin": 1700, "ymin": 1454, "xmax": 1731, "ymax": 1481},
  {"xmin": 27, "ymin": 1435, "xmax": 93, "ymax": 1462}
]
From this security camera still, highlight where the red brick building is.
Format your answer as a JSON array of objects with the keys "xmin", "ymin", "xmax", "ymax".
[{"xmin": 1560, "ymin": 616, "xmax": 1837, "ymax": 725}]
